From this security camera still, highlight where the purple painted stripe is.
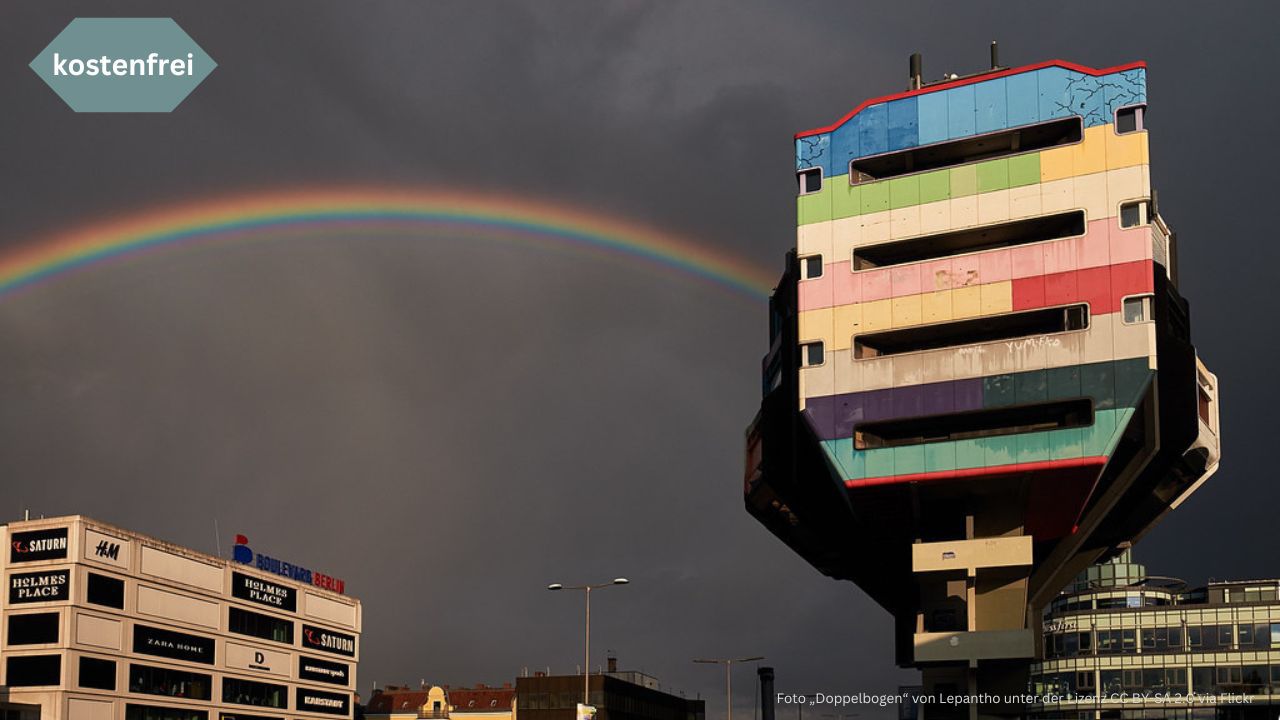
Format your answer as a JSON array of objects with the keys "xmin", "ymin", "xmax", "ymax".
[{"xmin": 804, "ymin": 377, "xmax": 985, "ymax": 441}]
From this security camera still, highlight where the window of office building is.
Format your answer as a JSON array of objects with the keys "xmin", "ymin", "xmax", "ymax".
[
  {"xmin": 1116, "ymin": 105, "xmax": 1146, "ymax": 134},
  {"xmin": 126, "ymin": 705, "xmax": 208, "ymax": 720},
  {"xmin": 80, "ymin": 657, "xmax": 117, "ymax": 691},
  {"xmin": 5, "ymin": 655, "xmax": 61, "ymax": 686},
  {"xmin": 228, "ymin": 608, "xmax": 293, "ymax": 645},
  {"xmin": 86, "ymin": 573, "xmax": 125, "ymax": 609},
  {"xmin": 801, "ymin": 255, "xmax": 823, "ymax": 280},
  {"xmin": 129, "ymin": 664, "xmax": 211, "ymax": 701},
  {"xmin": 1119, "ymin": 200, "xmax": 1151, "ymax": 229},
  {"xmin": 1123, "ymin": 295, "xmax": 1154, "ymax": 325},
  {"xmin": 798, "ymin": 168, "xmax": 822, "ymax": 195},
  {"xmin": 801, "ymin": 341, "xmax": 824, "ymax": 368},
  {"xmin": 7, "ymin": 613, "xmax": 59, "ymax": 645},
  {"xmin": 222, "ymin": 678, "xmax": 287, "ymax": 709}
]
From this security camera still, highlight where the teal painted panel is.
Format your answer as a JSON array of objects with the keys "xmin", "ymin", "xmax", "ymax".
[
  {"xmin": 864, "ymin": 448, "xmax": 895, "ymax": 478},
  {"xmin": 926, "ymin": 442, "xmax": 958, "ymax": 473},
  {"xmin": 955, "ymin": 439, "xmax": 986, "ymax": 469},
  {"xmin": 984, "ymin": 374, "xmax": 1017, "ymax": 407},
  {"xmin": 1115, "ymin": 362, "xmax": 1153, "ymax": 408},
  {"xmin": 1047, "ymin": 365, "xmax": 1082, "ymax": 401},
  {"xmin": 894, "ymin": 445, "xmax": 926, "ymax": 475},
  {"xmin": 1106, "ymin": 409, "xmax": 1136, "ymax": 454},
  {"xmin": 1049, "ymin": 427, "xmax": 1086, "ymax": 460},
  {"xmin": 1014, "ymin": 369, "xmax": 1048, "ymax": 404},
  {"xmin": 1083, "ymin": 409, "xmax": 1118, "ymax": 457},
  {"xmin": 1081, "ymin": 362, "xmax": 1117, "ymax": 410},
  {"xmin": 1016, "ymin": 432, "xmax": 1052, "ymax": 464},
  {"xmin": 982, "ymin": 436, "xmax": 1017, "ymax": 467}
]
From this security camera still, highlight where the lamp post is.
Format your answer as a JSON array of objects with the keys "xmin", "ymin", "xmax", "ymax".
[
  {"xmin": 693, "ymin": 656, "xmax": 764, "ymax": 720},
  {"xmin": 548, "ymin": 578, "xmax": 630, "ymax": 706}
]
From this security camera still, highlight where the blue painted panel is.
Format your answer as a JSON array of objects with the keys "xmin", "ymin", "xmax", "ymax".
[
  {"xmin": 830, "ymin": 123, "xmax": 859, "ymax": 178},
  {"xmin": 946, "ymin": 85, "xmax": 976, "ymax": 139},
  {"xmin": 1037, "ymin": 66, "xmax": 1073, "ymax": 121},
  {"xmin": 974, "ymin": 77, "xmax": 1007, "ymax": 134},
  {"xmin": 1005, "ymin": 71, "xmax": 1039, "ymax": 126},
  {"xmin": 796, "ymin": 134, "xmax": 831, "ymax": 175},
  {"xmin": 886, "ymin": 96, "xmax": 919, "ymax": 152},
  {"xmin": 1102, "ymin": 67, "xmax": 1147, "ymax": 122},
  {"xmin": 917, "ymin": 90, "xmax": 948, "ymax": 145},
  {"xmin": 858, "ymin": 103, "xmax": 889, "ymax": 157}
]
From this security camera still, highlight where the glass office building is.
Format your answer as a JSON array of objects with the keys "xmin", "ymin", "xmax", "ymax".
[{"xmin": 1033, "ymin": 552, "xmax": 1279, "ymax": 719}]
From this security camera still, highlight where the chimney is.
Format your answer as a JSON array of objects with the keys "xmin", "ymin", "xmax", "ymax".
[
  {"xmin": 908, "ymin": 53, "xmax": 922, "ymax": 90},
  {"xmin": 534, "ymin": 671, "xmax": 546, "ymax": 678},
  {"xmin": 607, "ymin": 657, "xmax": 618, "ymax": 673},
  {"xmin": 503, "ymin": 683, "xmax": 512, "ymax": 689},
  {"xmin": 989, "ymin": 40, "xmax": 1000, "ymax": 70},
  {"xmin": 758, "ymin": 667, "xmax": 775, "ymax": 720}
]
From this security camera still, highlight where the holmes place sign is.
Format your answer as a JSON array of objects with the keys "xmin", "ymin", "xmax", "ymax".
[
  {"xmin": 10, "ymin": 527, "xmax": 69, "ymax": 563},
  {"xmin": 134, "ymin": 623, "xmax": 215, "ymax": 664},
  {"xmin": 9, "ymin": 569, "xmax": 70, "ymax": 603},
  {"xmin": 233, "ymin": 572, "xmax": 297, "ymax": 612}
]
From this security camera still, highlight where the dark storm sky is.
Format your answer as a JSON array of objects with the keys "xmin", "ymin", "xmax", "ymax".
[{"xmin": 0, "ymin": 2, "xmax": 1275, "ymax": 718}]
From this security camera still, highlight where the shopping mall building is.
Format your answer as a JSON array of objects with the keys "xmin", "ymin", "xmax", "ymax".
[
  {"xmin": 0, "ymin": 516, "xmax": 361, "ymax": 720},
  {"xmin": 1033, "ymin": 552, "xmax": 1280, "ymax": 719}
]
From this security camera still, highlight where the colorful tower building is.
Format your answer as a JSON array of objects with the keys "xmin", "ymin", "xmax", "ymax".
[{"xmin": 744, "ymin": 50, "xmax": 1221, "ymax": 718}]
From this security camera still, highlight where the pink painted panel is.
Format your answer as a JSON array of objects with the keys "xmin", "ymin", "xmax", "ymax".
[
  {"xmin": 797, "ymin": 271, "xmax": 835, "ymax": 311},
  {"xmin": 1078, "ymin": 225, "xmax": 1110, "ymax": 268},
  {"xmin": 890, "ymin": 264, "xmax": 922, "ymax": 296},
  {"xmin": 831, "ymin": 261, "xmax": 861, "ymax": 305},
  {"xmin": 922, "ymin": 259, "xmax": 953, "ymax": 291},
  {"xmin": 951, "ymin": 254, "xmax": 981, "ymax": 288},
  {"xmin": 1010, "ymin": 244, "xmax": 1045, "ymax": 279},
  {"xmin": 978, "ymin": 249, "xmax": 1012, "ymax": 283},
  {"xmin": 1110, "ymin": 224, "xmax": 1152, "ymax": 265},
  {"xmin": 861, "ymin": 268, "xmax": 892, "ymax": 301},
  {"xmin": 1042, "ymin": 236, "xmax": 1079, "ymax": 275}
]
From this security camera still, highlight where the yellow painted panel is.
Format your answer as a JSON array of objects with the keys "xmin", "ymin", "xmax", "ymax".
[
  {"xmin": 1039, "ymin": 145, "xmax": 1074, "ymax": 182},
  {"xmin": 797, "ymin": 221, "xmax": 834, "ymax": 257},
  {"xmin": 980, "ymin": 281, "xmax": 1012, "ymax": 316},
  {"xmin": 831, "ymin": 304, "xmax": 862, "ymax": 351},
  {"xmin": 953, "ymin": 286, "xmax": 982, "ymax": 319},
  {"xmin": 1071, "ymin": 125, "xmax": 1108, "ymax": 176},
  {"xmin": 1073, "ymin": 173, "xmax": 1109, "ymax": 220},
  {"xmin": 797, "ymin": 308, "xmax": 833, "ymax": 344},
  {"xmin": 921, "ymin": 290, "xmax": 953, "ymax": 324},
  {"xmin": 1105, "ymin": 129, "xmax": 1146, "ymax": 170},
  {"xmin": 861, "ymin": 298, "xmax": 893, "ymax": 332},
  {"xmin": 891, "ymin": 295, "xmax": 923, "ymax": 328}
]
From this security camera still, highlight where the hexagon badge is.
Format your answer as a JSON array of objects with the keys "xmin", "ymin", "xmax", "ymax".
[{"xmin": 30, "ymin": 18, "xmax": 216, "ymax": 112}]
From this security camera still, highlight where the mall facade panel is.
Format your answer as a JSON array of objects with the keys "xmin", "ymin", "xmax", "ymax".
[
  {"xmin": 745, "ymin": 53, "xmax": 1220, "ymax": 717},
  {"xmin": 0, "ymin": 516, "xmax": 360, "ymax": 720}
]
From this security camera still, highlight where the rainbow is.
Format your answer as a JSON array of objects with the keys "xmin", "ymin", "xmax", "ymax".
[{"xmin": 0, "ymin": 187, "xmax": 776, "ymax": 301}]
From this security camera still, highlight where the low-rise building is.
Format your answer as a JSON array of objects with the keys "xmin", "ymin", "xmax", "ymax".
[{"xmin": 515, "ymin": 659, "xmax": 702, "ymax": 720}]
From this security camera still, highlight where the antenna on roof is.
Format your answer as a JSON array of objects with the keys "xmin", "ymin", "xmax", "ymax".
[
  {"xmin": 990, "ymin": 40, "xmax": 1000, "ymax": 70},
  {"xmin": 908, "ymin": 52, "xmax": 923, "ymax": 90}
]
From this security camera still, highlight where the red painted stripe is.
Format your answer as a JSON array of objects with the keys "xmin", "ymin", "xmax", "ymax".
[
  {"xmin": 1011, "ymin": 260, "xmax": 1154, "ymax": 314},
  {"xmin": 796, "ymin": 60, "xmax": 1147, "ymax": 139},
  {"xmin": 844, "ymin": 456, "xmax": 1108, "ymax": 488}
]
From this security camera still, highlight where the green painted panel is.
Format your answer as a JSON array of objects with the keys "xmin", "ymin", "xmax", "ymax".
[
  {"xmin": 798, "ymin": 189, "xmax": 832, "ymax": 225},
  {"xmin": 950, "ymin": 165, "xmax": 978, "ymax": 197},
  {"xmin": 1008, "ymin": 153, "xmax": 1041, "ymax": 187},
  {"xmin": 889, "ymin": 176, "xmax": 920, "ymax": 209},
  {"xmin": 1016, "ymin": 432, "xmax": 1052, "ymax": 463},
  {"xmin": 925, "ymin": 442, "xmax": 957, "ymax": 473},
  {"xmin": 983, "ymin": 374, "xmax": 1017, "ymax": 407},
  {"xmin": 1014, "ymin": 369, "xmax": 1048, "ymax": 404},
  {"xmin": 918, "ymin": 169, "xmax": 951, "ymax": 204},
  {"xmin": 831, "ymin": 179, "xmax": 862, "ymax": 220},
  {"xmin": 860, "ymin": 180, "xmax": 890, "ymax": 214},
  {"xmin": 1049, "ymin": 427, "xmax": 1085, "ymax": 460},
  {"xmin": 975, "ymin": 158, "xmax": 1010, "ymax": 194},
  {"xmin": 894, "ymin": 445, "xmax": 926, "ymax": 475},
  {"xmin": 1047, "ymin": 366, "xmax": 1083, "ymax": 401}
]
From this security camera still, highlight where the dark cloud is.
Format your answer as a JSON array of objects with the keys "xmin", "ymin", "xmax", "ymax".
[{"xmin": 1, "ymin": 3, "xmax": 1276, "ymax": 720}]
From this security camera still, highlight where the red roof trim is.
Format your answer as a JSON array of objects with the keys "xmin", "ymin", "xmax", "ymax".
[
  {"xmin": 844, "ymin": 456, "xmax": 1107, "ymax": 488},
  {"xmin": 795, "ymin": 59, "xmax": 1147, "ymax": 140}
]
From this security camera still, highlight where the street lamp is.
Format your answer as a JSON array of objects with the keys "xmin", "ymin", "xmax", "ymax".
[
  {"xmin": 692, "ymin": 656, "xmax": 764, "ymax": 720},
  {"xmin": 548, "ymin": 578, "xmax": 630, "ymax": 706}
]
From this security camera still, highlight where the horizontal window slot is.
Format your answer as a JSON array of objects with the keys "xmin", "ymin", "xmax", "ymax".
[
  {"xmin": 850, "ymin": 117, "xmax": 1082, "ymax": 183},
  {"xmin": 853, "ymin": 211, "xmax": 1085, "ymax": 270},
  {"xmin": 855, "ymin": 398, "xmax": 1094, "ymax": 450},
  {"xmin": 854, "ymin": 304, "xmax": 1088, "ymax": 359}
]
